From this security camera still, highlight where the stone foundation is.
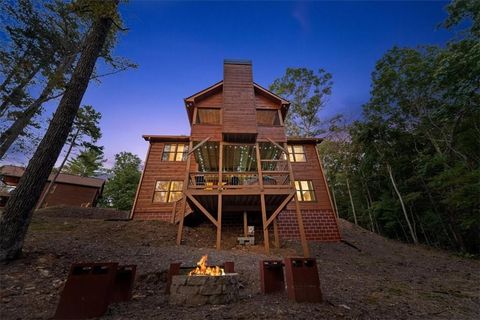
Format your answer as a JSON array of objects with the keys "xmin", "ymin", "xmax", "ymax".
[{"xmin": 169, "ymin": 274, "xmax": 240, "ymax": 306}]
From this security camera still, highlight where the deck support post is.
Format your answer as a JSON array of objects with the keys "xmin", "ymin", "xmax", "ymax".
[
  {"xmin": 260, "ymin": 193, "xmax": 270, "ymax": 254},
  {"xmin": 273, "ymin": 218, "xmax": 280, "ymax": 248},
  {"xmin": 217, "ymin": 142, "xmax": 223, "ymax": 250},
  {"xmin": 243, "ymin": 211, "xmax": 248, "ymax": 237},
  {"xmin": 216, "ymin": 193, "xmax": 222, "ymax": 250},
  {"xmin": 177, "ymin": 140, "xmax": 194, "ymax": 246},
  {"xmin": 283, "ymin": 142, "xmax": 310, "ymax": 258},
  {"xmin": 256, "ymin": 142, "xmax": 270, "ymax": 254}
]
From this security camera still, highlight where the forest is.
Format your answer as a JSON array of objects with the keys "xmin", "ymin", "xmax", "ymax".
[
  {"xmin": 271, "ymin": 1, "xmax": 479, "ymax": 254},
  {"xmin": 0, "ymin": 0, "xmax": 478, "ymax": 261}
]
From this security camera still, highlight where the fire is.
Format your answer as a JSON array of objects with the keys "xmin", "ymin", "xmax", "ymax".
[{"xmin": 188, "ymin": 255, "xmax": 225, "ymax": 276}]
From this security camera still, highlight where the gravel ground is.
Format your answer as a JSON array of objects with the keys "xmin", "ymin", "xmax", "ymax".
[{"xmin": 0, "ymin": 207, "xmax": 479, "ymax": 319}]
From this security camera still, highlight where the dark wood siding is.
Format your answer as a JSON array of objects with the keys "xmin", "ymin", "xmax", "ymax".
[
  {"xmin": 42, "ymin": 183, "xmax": 99, "ymax": 207},
  {"xmin": 287, "ymin": 144, "xmax": 333, "ymax": 211},
  {"xmin": 133, "ymin": 142, "xmax": 190, "ymax": 219}
]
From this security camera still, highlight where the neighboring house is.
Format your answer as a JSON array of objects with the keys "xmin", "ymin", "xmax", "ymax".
[
  {"xmin": 131, "ymin": 60, "xmax": 341, "ymax": 253},
  {"xmin": 0, "ymin": 165, "xmax": 105, "ymax": 208}
]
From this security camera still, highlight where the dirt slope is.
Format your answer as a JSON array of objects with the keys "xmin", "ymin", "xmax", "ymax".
[{"xmin": 0, "ymin": 207, "xmax": 478, "ymax": 319}]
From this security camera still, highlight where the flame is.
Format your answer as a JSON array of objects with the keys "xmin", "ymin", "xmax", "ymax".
[{"xmin": 188, "ymin": 255, "xmax": 225, "ymax": 276}]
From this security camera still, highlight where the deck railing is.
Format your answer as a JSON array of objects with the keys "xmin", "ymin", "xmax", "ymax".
[{"xmin": 188, "ymin": 171, "xmax": 291, "ymax": 189}]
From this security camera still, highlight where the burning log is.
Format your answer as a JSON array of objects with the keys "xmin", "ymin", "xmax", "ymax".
[{"xmin": 188, "ymin": 255, "xmax": 225, "ymax": 276}]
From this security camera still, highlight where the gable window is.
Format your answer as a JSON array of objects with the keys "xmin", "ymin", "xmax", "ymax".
[
  {"xmin": 287, "ymin": 145, "xmax": 306, "ymax": 162},
  {"xmin": 196, "ymin": 108, "xmax": 221, "ymax": 124},
  {"xmin": 295, "ymin": 180, "xmax": 316, "ymax": 202},
  {"xmin": 256, "ymin": 109, "xmax": 280, "ymax": 126},
  {"xmin": 153, "ymin": 180, "xmax": 183, "ymax": 203},
  {"xmin": 162, "ymin": 144, "xmax": 188, "ymax": 161}
]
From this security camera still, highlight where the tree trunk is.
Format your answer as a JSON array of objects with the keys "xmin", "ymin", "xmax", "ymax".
[
  {"xmin": 364, "ymin": 194, "xmax": 374, "ymax": 232},
  {"xmin": 387, "ymin": 163, "xmax": 418, "ymax": 244},
  {"xmin": 0, "ymin": 54, "xmax": 77, "ymax": 160},
  {"xmin": 418, "ymin": 218, "xmax": 430, "ymax": 246},
  {"xmin": 345, "ymin": 177, "xmax": 358, "ymax": 225},
  {"xmin": 36, "ymin": 128, "xmax": 80, "ymax": 210},
  {"xmin": 0, "ymin": 13, "xmax": 114, "ymax": 261}
]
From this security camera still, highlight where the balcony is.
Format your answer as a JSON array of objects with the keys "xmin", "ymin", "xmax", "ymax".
[
  {"xmin": 188, "ymin": 171, "xmax": 290, "ymax": 190},
  {"xmin": 189, "ymin": 141, "xmax": 292, "ymax": 194}
]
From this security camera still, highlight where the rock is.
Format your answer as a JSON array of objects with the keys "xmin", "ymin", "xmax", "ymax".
[
  {"xmin": 200, "ymin": 284, "xmax": 222, "ymax": 295},
  {"xmin": 187, "ymin": 276, "xmax": 207, "ymax": 286},
  {"xmin": 39, "ymin": 269, "xmax": 50, "ymax": 277}
]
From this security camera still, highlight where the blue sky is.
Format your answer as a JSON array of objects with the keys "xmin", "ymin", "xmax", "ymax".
[{"xmin": 69, "ymin": 1, "xmax": 453, "ymax": 166}]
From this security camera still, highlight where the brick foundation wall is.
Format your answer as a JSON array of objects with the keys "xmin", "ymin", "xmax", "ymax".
[
  {"xmin": 133, "ymin": 208, "xmax": 341, "ymax": 242},
  {"xmin": 132, "ymin": 210, "xmax": 172, "ymax": 221},
  {"xmin": 277, "ymin": 209, "xmax": 341, "ymax": 241}
]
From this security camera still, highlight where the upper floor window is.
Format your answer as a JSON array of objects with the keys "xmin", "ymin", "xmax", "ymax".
[
  {"xmin": 295, "ymin": 180, "xmax": 316, "ymax": 202},
  {"xmin": 287, "ymin": 145, "xmax": 306, "ymax": 162},
  {"xmin": 256, "ymin": 109, "xmax": 280, "ymax": 126},
  {"xmin": 196, "ymin": 108, "xmax": 221, "ymax": 124},
  {"xmin": 153, "ymin": 180, "xmax": 183, "ymax": 203},
  {"xmin": 162, "ymin": 144, "xmax": 188, "ymax": 161}
]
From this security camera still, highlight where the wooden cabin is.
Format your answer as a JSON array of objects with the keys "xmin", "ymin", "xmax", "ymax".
[
  {"xmin": 131, "ymin": 60, "xmax": 340, "ymax": 255},
  {"xmin": 0, "ymin": 165, "xmax": 105, "ymax": 208}
]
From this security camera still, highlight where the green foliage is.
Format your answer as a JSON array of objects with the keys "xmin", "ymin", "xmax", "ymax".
[
  {"xmin": 0, "ymin": 0, "xmax": 136, "ymax": 160},
  {"xmin": 63, "ymin": 146, "xmax": 106, "ymax": 177},
  {"xmin": 318, "ymin": 3, "xmax": 480, "ymax": 253},
  {"xmin": 269, "ymin": 68, "xmax": 332, "ymax": 137},
  {"xmin": 443, "ymin": 0, "xmax": 480, "ymax": 39},
  {"xmin": 100, "ymin": 152, "xmax": 141, "ymax": 211},
  {"xmin": 69, "ymin": 105, "xmax": 102, "ymax": 146}
]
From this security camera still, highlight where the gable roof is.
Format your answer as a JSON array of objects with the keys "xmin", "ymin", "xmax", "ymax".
[
  {"xmin": 184, "ymin": 81, "xmax": 290, "ymax": 105},
  {"xmin": 0, "ymin": 165, "xmax": 105, "ymax": 189}
]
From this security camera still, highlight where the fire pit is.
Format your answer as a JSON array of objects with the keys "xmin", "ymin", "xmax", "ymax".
[{"xmin": 169, "ymin": 255, "xmax": 240, "ymax": 306}]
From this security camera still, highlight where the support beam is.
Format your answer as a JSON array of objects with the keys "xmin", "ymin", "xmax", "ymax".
[
  {"xmin": 255, "ymin": 142, "xmax": 264, "ymax": 191},
  {"xmin": 243, "ymin": 211, "xmax": 248, "ymax": 237},
  {"xmin": 216, "ymin": 141, "xmax": 223, "ymax": 250},
  {"xmin": 283, "ymin": 141, "xmax": 310, "ymax": 258},
  {"xmin": 171, "ymin": 199, "xmax": 178, "ymax": 224},
  {"xmin": 187, "ymin": 136, "xmax": 211, "ymax": 156},
  {"xmin": 293, "ymin": 194, "xmax": 310, "ymax": 257},
  {"xmin": 260, "ymin": 193, "xmax": 270, "ymax": 254},
  {"xmin": 216, "ymin": 194, "xmax": 222, "ymax": 250},
  {"xmin": 265, "ymin": 191, "xmax": 295, "ymax": 228},
  {"xmin": 175, "ymin": 198, "xmax": 188, "ymax": 245},
  {"xmin": 185, "ymin": 192, "xmax": 218, "ymax": 227},
  {"xmin": 273, "ymin": 218, "xmax": 280, "ymax": 248},
  {"xmin": 267, "ymin": 138, "xmax": 287, "ymax": 155},
  {"xmin": 177, "ymin": 140, "xmax": 193, "ymax": 245}
]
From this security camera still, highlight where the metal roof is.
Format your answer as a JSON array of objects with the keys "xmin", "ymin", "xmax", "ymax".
[{"xmin": 0, "ymin": 165, "xmax": 105, "ymax": 188}]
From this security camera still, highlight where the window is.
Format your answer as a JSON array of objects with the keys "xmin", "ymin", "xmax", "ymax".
[
  {"xmin": 256, "ymin": 109, "xmax": 280, "ymax": 126},
  {"xmin": 196, "ymin": 108, "xmax": 221, "ymax": 124},
  {"xmin": 153, "ymin": 181, "xmax": 183, "ymax": 203},
  {"xmin": 295, "ymin": 180, "xmax": 316, "ymax": 202},
  {"xmin": 287, "ymin": 145, "xmax": 306, "ymax": 162},
  {"xmin": 162, "ymin": 144, "xmax": 188, "ymax": 161}
]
